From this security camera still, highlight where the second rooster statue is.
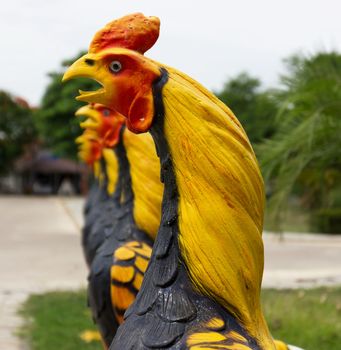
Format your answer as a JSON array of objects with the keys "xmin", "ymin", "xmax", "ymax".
[
  {"xmin": 64, "ymin": 12, "xmax": 303, "ymax": 350},
  {"xmin": 76, "ymin": 108, "xmax": 121, "ymax": 267},
  {"xmin": 74, "ymin": 103, "xmax": 163, "ymax": 348}
]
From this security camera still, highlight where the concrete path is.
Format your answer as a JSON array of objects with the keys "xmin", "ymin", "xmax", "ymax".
[
  {"xmin": 0, "ymin": 196, "xmax": 87, "ymax": 349},
  {"xmin": 0, "ymin": 195, "xmax": 341, "ymax": 349},
  {"xmin": 263, "ymin": 232, "xmax": 341, "ymax": 288}
]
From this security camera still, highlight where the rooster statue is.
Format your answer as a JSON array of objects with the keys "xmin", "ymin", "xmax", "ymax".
[
  {"xmin": 64, "ymin": 13, "xmax": 303, "ymax": 350},
  {"xmin": 76, "ymin": 106, "xmax": 121, "ymax": 267},
  {"xmin": 75, "ymin": 128, "xmax": 113, "ymax": 264},
  {"xmin": 74, "ymin": 102, "xmax": 164, "ymax": 347}
]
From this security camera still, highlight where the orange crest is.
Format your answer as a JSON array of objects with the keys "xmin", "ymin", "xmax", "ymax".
[{"xmin": 89, "ymin": 13, "xmax": 160, "ymax": 54}]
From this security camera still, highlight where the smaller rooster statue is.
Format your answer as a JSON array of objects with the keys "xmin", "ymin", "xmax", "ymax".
[
  {"xmin": 74, "ymin": 102, "xmax": 164, "ymax": 347},
  {"xmin": 76, "ymin": 106, "xmax": 122, "ymax": 267}
]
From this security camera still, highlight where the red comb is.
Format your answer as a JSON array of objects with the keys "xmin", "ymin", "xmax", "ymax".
[{"xmin": 89, "ymin": 13, "xmax": 160, "ymax": 54}]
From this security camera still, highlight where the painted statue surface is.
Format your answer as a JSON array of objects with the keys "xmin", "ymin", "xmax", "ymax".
[
  {"xmin": 75, "ymin": 103, "xmax": 163, "ymax": 346},
  {"xmin": 64, "ymin": 13, "xmax": 303, "ymax": 350}
]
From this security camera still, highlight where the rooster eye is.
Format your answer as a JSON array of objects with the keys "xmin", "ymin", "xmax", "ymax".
[
  {"xmin": 103, "ymin": 109, "xmax": 110, "ymax": 116},
  {"xmin": 109, "ymin": 61, "xmax": 122, "ymax": 73}
]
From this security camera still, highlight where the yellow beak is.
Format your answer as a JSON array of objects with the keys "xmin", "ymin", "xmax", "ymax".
[
  {"xmin": 75, "ymin": 135, "xmax": 87, "ymax": 144},
  {"xmin": 75, "ymin": 130, "xmax": 97, "ymax": 144},
  {"xmin": 75, "ymin": 105, "xmax": 101, "ymax": 130},
  {"xmin": 75, "ymin": 105, "xmax": 94, "ymax": 117},
  {"xmin": 62, "ymin": 54, "xmax": 109, "ymax": 104},
  {"xmin": 62, "ymin": 54, "xmax": 95, "ymax": 82}
]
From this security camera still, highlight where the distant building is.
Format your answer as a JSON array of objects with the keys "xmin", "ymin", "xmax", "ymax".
[{"xmin": 13, "ymin": 142, "xmax": 88, "ymax": 194}]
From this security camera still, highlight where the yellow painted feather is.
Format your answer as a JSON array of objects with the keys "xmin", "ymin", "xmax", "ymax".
[
  {"xmin": 162, "ymin": 66, "xmax": 274, "ymax": 349},
  {"xmin": 205, "ymin": 317, "xmax": 225, "ymax": 330},
  {"xmin": 93, "ymin": 160, "xmax": 101, "ymax": 179},
  {"xmin": 273, "ymin": 340, "xmax": 289, "ymax": 350},
  {"xmin": 102, "ymin": 148, "xmax": 118, "ymax": 195},
  {"xmin": 111, "ymin": 285, "xmax": 135, "ymax": 311},
  {"xmin": 187, "ymin": 332, "xmax": 226, "ymax": 345},
  {"xmin": 114, "ymin": 246, "xmax": 135, "ymax": 261},
  {"xmin": 122, "ymin": 129, "xmax": 163, "ymax": 240},
  {"xmin": 187, "ymin": 331, "xmax": 252, "ymax": 349},
  {"xmin": 111, "ymin": 241, "xmax": 152, "ymax": 324}
]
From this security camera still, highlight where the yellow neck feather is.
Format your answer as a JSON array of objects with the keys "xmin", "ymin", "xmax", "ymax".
[
  {"xmin": 122, "ymin": 129, "xmax": 163, "ymax": 240},
  {"xmin": 162, "ymin": 67, "xmax": 274, "ymax": 349},
  {"xmin": 102, "ymin": 148, "xmax": 119, "ymax": 195},
  {"xmin": 93, "ymin": 160, "xmax": 102, "ymax": 182}
]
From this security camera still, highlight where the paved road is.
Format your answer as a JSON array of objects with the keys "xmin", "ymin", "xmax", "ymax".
[
  {"xmin": 263, "ymin": 233, "xmax": 341, "ymax": 288},
  {"xmin": 0, "ymin": 195, "xmax": 340, "ymax": 349},
  {"xmin": 0, "ymin": 196, "xmax": 86, "ymax": 349}
]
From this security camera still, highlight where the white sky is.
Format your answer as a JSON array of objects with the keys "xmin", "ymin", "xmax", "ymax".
[{"xmin": 1, "ymin": 0, "xmax": 340, "ymax": 106}]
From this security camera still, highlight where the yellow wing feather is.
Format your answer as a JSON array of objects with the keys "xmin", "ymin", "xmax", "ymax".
[
  {"xmin": 187, "ymin": 330, "xmax": 252, "ymax": 350},
  {"xmin": 204, "ymin": 317, "xmax": 225, "ymax": 330},
  {"xmin": 110, "ymin": 241, "xmax": 152, "ymax": 324}
]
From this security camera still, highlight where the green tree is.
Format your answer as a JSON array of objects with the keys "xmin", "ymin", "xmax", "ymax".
[
  {"xmin": 215, "ymin": 72, "xmax": 277, "ymax": 144},
  {"xmin": 0, "ymin": 91, "xmax": 36, "ymax": 174},
  {"xmin": 35, "ymin": 52, "xmax": 99, "ymax": 159},
  {"xmin": 258, "ymin": 52, "xmax": 341, "ymax": 232}
]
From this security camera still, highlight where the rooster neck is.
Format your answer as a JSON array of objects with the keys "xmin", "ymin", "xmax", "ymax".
[
  {"xmin": 113, "ymin": 126, "xmax": 134, "ymax": 207},
  {"xmin": 98, "ymin": 157, "xmax": 111, "ymax": 201},
  {"xmin": 112, "ymin": 69, "xmax": 260, "ymax": 350}
]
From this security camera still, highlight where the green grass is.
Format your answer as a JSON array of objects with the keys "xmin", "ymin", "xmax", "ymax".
[
  {"xmin": 18, "ymin": 290, "xmax": 101, "ymax": 350},
  {"xmin": 19, "ymin": 288, "xmax": 341, "ymax": 350},
  {"xmin": 263, "ymin": 287, "xmax": 341, "ymax": 349}
]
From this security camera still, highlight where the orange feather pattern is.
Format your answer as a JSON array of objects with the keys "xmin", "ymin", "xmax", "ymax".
[{"xmin": 110, "ymin": 241, "xmax": 152, "ymax": 324}]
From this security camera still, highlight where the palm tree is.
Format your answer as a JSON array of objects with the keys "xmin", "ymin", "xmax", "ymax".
[
  {"xmin": 215, "ymin": 72, "xmax": 277, "ymax": 145},
  {"xmin": 258, "ymin": 52, "xmax": 341, "ymax": 232}
]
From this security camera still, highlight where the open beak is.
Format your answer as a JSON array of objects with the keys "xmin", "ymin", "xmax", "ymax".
[
  {"xmin": 75, "ymin": 105, "xmax": 101, "ymax": 130},
  {"xmin": 63, "ymin": 48, "xmax": 162, "ymax": 134},
  {"xmin": 62, "ymin": 54, "xmax": 107, "ymax": 104},
  {"xmin": 80, "ymin": 118, "xmax": 100, "ymax": 130},
  {"xmin": 75, "ymin": 130, "xmax": 97, "ymax": 144},
  {"xmin": 75, "ymin": 135, "xmax": 87, "ymax": 144}
]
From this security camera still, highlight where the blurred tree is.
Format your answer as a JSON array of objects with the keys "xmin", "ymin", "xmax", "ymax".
[
  {"xmin": 35, "ymin": 52, "xmax": 99, "ymax": 160},
  {"xmin": 0, "ymin": 91, "xmax": 36, "ymax": 174},
  {"xmin": 215, "ymin": 72, "xmax": 277, "ymax": 144},
  {"xmin": 258, "ymin": 52, "xmax": 341, "ymax": 232}
]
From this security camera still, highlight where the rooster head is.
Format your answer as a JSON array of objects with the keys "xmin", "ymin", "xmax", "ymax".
[
  {"xmin": 63, "ymin": 13, "xmax": 162, "ymax": 133},
  {"xmin": 75, "ymin": 129, "xmax": 102, "ymax": 166},
  {"xmin": 75, "ymin": 104, "xmax": 125, "ymax": 147}
]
